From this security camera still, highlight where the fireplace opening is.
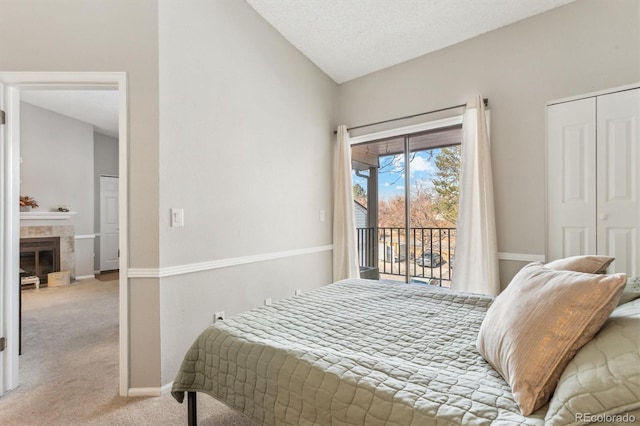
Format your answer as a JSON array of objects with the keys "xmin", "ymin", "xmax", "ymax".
[{"xmin": 20, "ymin": 237, "xmax": 61, "ymax": 284}]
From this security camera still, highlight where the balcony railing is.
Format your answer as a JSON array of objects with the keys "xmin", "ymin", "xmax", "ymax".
[{"xmin": 356, "ymin": 227, "xmax": 456, "ymax": 287}]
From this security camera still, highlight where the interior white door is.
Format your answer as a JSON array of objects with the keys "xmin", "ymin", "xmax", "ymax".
[
  {"xmin": 0, "ymin": 82, "xmax": 6, "ymax": 395},
  {"xmin": 596, "ymin": 88, "xmax": 640, "ymax": 276},
  {"xmin": 547, "ymin": 97, "xmax": 597, "ymax": 260},
  {"xmin": 100, "ymin": 176, "xmax": 119, "ymax": 271},
  {"xmin": 0, "ymin": 81, "xmax": 20, "ymax": 394}
]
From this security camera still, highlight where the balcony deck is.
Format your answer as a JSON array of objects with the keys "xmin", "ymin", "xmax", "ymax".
[{"xmin": 357, "ymin": 227, "xmax": 455, "ymax": 287}]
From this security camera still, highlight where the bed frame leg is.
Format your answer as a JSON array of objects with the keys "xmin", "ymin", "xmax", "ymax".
[{"xmin": 188, "ymin": 391, "xmax": 197, "ymax": 426}]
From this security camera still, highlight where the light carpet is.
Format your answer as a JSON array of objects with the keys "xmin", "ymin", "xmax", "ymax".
[
  {"xmin": 0, "ymin": 278, "xmax": 254, "ymax": 426},
  {"xmin": 95, "ymin": 271, "xmax": 119, "ymax": 282}
]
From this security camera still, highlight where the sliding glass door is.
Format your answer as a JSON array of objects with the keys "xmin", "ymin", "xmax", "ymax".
[{"xmin": 352, "ymin": 125, "xmax": 461, "ymax": 286}]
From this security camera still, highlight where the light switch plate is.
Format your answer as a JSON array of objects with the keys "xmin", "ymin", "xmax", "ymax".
[{"xmin": 171, "ymin": 208, "xmax": 184, "ymax": 227}]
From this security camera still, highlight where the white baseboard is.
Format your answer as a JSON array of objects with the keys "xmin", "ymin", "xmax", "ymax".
[
  {"xmin": 128, "ymin": 387, "xmax": 160, "ymax": 397},
  {"xmin": 74, "ymin": 234, "xmax": 97, "ymax": 240},
  {"xmin": 76, "ymin": 274, "xmax": 96, "ymax": 280},
  {"xmin": 162, "ymin": 382, "xmax": 173, "ymax": 394},
  {"xmin": 127, "ymin": 382, "xmax": 173, "ymax": 397}
]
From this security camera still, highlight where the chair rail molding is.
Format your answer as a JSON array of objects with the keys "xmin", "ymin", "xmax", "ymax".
[
  {"xmin": 127, "ymin": 247, "xmax": 542, "ymax": 279},
  {"xmin": 128, "ymin": 244, "xmax": 334, "ymax": 278},
  {"xmin": 20, "ymin": 211, "xmax": 77, "ymax": 220},
  {"xmin": 497, "ymin": 252, "xmax": 545, "ymax": 262}
]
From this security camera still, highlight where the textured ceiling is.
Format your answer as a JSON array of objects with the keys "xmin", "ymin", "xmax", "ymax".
[{"xmin": 246, "ymin": 0, "xmax": 576, "ymax": 83}]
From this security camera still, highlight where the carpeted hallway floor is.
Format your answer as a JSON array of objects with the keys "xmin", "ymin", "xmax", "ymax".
[
  {"xmin": 94, "ymin": 270, "xmax": 119, "ymax": 282},
  {"xmin": 0, "ymin": 278, "xmax": 254, "ymax": 426}
]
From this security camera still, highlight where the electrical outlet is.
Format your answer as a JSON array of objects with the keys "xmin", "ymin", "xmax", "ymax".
[
  {"xmin": 295, "ymin": 289, "xmax": 303, "ymax": 296},
  {"xmin": 264, "ymin": 298, "xmax": 272, "ymax": 306},
  {"xmin": 214, "ymin": 311, "xmax": 225, "ymax": 323}
]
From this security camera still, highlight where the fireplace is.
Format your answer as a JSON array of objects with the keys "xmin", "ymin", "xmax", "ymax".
[
  {"xmin": 20, "ymin": 237, "xmax": 61, "ymax": 284},
  {"xmin": 20, "ymin": 225, "xmax": 75, "ymax": 281}
]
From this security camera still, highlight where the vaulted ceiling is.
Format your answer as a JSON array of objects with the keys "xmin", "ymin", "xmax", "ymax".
[
  {"xmin": 20, "ymin": 89, "xmax": 119, "ymax": 138},
  {"xmin": 19, "ymin": 1, "xmax": 577, "ymax": 133},
  {"xmin": 246, "ymin": 0, "xmax": 576, "ymax": 83}
]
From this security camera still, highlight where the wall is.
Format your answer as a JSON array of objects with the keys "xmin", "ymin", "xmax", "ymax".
[
  {"xmin": 336, "ymin": 0, "xmax": 640, "ymax": 288},
  {"xmin": 0, "ymin": 0, "xmax": 161, "ymax": 388},
  {"xmin": 20, "ymin": 102, "xmax": 95, "ymax": 278},
  {"xmin": 20, "ymin": 108, "xmax": 120, "ymax": 278},
  {"xmin": 20, "ymin": 102, "xmax": 94, "ymax": 233},
  {"xmin": 93, "ymin": 132, "xmax": 119, "ymax": 273},
  {"xmin": 4, "ymin": 0, "xmax": 337, "ymax": 390},
  {"xmin": 157, "ymin": 0, "xmax": 337, "ymax": 383}
]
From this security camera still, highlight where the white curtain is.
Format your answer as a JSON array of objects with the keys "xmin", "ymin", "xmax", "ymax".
[
  {"xmin": 333, "ymin": 125, "xmax": 360, "ymax": 281},
  {"xmin": 452, "ymin": 96, "xmax": 500, "ymax": 295}
]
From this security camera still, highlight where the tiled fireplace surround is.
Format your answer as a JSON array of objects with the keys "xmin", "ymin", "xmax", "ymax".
[{"xmin": 20, "ymin": 225, "xmax": 75, "ymax": 280}]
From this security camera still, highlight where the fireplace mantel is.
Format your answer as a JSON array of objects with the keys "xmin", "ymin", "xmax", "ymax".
[{"xmin": 20, "ymin": 211, "xmax": 77, "ymax": 220}]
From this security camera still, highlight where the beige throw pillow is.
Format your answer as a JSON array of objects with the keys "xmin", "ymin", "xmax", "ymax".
[
  {"xmin": 545, "ymin": 255, "xmax": 614, "ymax": 274},
  {"xmin": 476, "ymin": 262, "xmax": 626, "ymax": 415}
]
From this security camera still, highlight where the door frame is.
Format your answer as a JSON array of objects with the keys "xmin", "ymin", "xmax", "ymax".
[
  {"xmin": 0, "ymin": 72, "xmax": 130, "ymax": 396},
  {"xmin": 350, "ymin": 115, "xmax": 464, "ymax": 283}
]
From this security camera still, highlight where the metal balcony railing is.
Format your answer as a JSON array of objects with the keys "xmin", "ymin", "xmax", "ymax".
[{"xmin": 356, "ymin": 227, "xmax": 456, "ymax": 286}]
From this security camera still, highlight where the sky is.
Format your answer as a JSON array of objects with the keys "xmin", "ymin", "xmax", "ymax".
[{"xmin": 353, "ymin": 148, "xmax": 442, "ymax": 201}]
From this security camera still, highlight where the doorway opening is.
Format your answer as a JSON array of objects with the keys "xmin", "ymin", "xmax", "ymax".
[{"xmin": 0, "ymin": 73, "xmax": 129, "ymax": 397}]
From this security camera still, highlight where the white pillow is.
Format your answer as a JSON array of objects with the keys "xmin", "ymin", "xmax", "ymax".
[
  {"xmin": 545, "ymin": 299, "xmax": 640, "ymax": 425},
  {"xmin": 618, "ymin": 276, "xmax": 640, "ymax": 306}
]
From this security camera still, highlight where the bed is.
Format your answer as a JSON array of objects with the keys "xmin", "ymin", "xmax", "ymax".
[{"xmin": 172, "ymin": 272, "xmax": 640, "ymax": 425}]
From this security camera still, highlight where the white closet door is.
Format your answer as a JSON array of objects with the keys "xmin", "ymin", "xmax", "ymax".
[
  {"xmin": 100, "ymin": 176, "xmax": 120, "ymax": 271},
  {"xmin": 547, "ymin": 98, "xmax": 597, "ymax": 260},
  {"xmin": 596, "ymin": 88, "xmax": 640, "ymax": 276}
]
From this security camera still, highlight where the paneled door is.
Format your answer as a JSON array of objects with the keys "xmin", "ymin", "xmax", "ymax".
[
  {"xmin": 100, "ymin": 176, "xmax": 119, "ymax": 271},
  {"xmin": 547, "ymin": 97, "xmax": 597, "ymax": 259},
  {"xmin": 547, "ymin": 87, "xmax": 639, "ymax": 277},
  {"xmin": 596, "ymin": 89, "xmax": 640, "ymax": 275}
]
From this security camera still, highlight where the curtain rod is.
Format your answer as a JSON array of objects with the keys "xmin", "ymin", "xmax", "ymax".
[{"xmin": 334, "ymin": 98, "xmax": 488, "ymax": 134}]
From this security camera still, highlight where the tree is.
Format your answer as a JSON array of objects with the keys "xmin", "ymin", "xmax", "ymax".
[
  {"xmin": 431, "ymin": 146, "xmax": 461, "ymax": 225},
  {"xmin": 377, "ymin": 147, "xmax": 461, "ymax": 228},
  {"xmin": 353, "ymin": 183, "xmax": 367, "ymax": 207},
  {"xmin": 409, "ymin": 180, "xmax": 438, "ymax": 229},
  {"xmin": 378, "ymin": 195, "xmax": 405, "ymax": 228},
  {"xmin": 378, "ymin": 153, "xmax": 417, "ymax": 186}
]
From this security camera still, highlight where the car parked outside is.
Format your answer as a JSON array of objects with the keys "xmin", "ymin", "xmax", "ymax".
[{"xmin": 416, "ymin": 251, "xmax": 443, "ymax": 268}]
